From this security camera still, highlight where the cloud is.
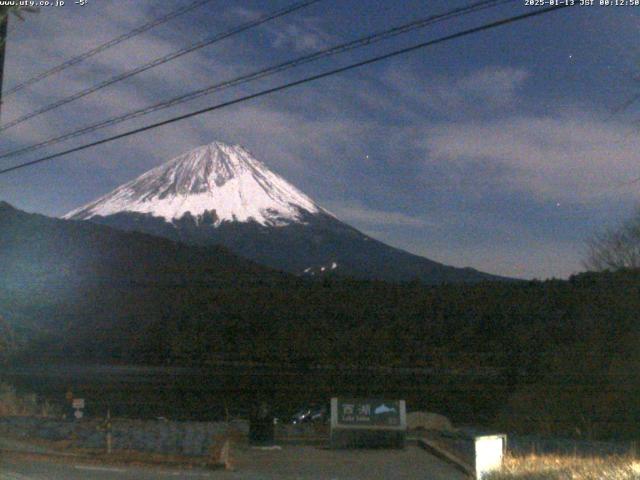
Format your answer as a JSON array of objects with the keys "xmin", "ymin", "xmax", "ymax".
[
  {"xmin": 423, "ymin": 238, "xmax": 584, "ymax": 280},
  {"xmin": 263, "ymin": 13, "xmax": 335, "ymax": 53},
  {"xmin": 381, "ymin": 66, "xmax": 529, "ymax": 117},
  {"xmin": 454, "ymin": 67, "xmax": 529, "ymax": 106},
  {"xmin": 223, "ymin": 5, "xmax": 334, "ymax": 54},
  {"xmin": 423, "ymin": 113, "xmax": 640, "ymax": 203},
  {"xmin": 269, "ymin": 21, "xmax": 334, "ymax": 53},
  {"xmin": 324, "ymin": 202, "xmax": 430, "ymax": 228}
]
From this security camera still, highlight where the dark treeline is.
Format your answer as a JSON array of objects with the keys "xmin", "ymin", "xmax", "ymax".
[{"xmin": 2, "ymin": 202, "xmax": 640, "ymax": 439}]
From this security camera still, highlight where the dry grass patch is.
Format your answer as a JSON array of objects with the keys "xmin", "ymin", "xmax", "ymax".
[
  {"xmin": 486, "ymin": 453, "xmax": 640, "ymax": 479},
  {"xmin": 0, "ymin": 383, "xmax": 58, "ymax": 417}
]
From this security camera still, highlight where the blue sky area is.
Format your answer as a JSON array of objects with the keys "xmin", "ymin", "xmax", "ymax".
[{"xmin": 0, "ymin": 0, "xmax": 638, "ymax": 279}]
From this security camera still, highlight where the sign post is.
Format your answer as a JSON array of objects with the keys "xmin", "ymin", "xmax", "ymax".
[
  {"xmin": 72, "ymin": 398, "xmax": 85, "ymax": 420},
  {"xmin": 330, "ymin": 397, "xmax": 407, "ymax": 449},
  {"xmin": 249, "ymin": 401, "xmax": 275, "ymax": 446}
]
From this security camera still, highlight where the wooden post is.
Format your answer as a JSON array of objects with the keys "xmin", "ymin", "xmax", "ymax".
[
  {"xmin": 208, "ymin": 435, "xmax": 233, "ymax": 470},
  {"xmin": 106, "ymin": 408, "xmax": 112, "ymax": 455},
  {"xmin": 220, "ymin": 439, "xmax": 232, "ymax": 470}
]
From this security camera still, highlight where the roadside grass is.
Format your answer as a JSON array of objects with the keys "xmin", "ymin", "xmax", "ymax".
[
  {"xmin": 486, "ymin": 453, "xmax": 640, "ymax": 479},
  {"xmin": 0, "ymin": 382, "xmax": 58, "ymax": 417}
]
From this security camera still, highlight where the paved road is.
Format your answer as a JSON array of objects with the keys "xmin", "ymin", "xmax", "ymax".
[
  {"xmin": 1, "ymin": 455, "xmax": 219, "ymax": 480},
  {"xmin": 1, "ymin": 446, "xmax": 468, "ymax": 479}
]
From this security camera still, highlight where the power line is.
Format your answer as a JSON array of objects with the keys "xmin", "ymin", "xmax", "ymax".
[
  {"xmin": 0, "ymin": 0, "xmax": 514, "ymax": 161},
  {"xmin": 0, "ymin": 4, "xmax": 574, "ymax": 177},
  {"xmin": 0, "ymin": 0, "xmax": 321, "ymax": 132},
  {"xmin": 1, "ymin": 0, "xmax": 217, "ymax": 101}
]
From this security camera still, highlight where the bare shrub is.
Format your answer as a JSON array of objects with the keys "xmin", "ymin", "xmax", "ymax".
[
  {"xmin": 486, "ymin": 453, "xmax": 640, "ymax": 480},
  {"xmin": 584, "ymin": 208, "xmax": 640, "ymax": 271},
  {"xmin": 0, "ymin": 383, "xmax": 59, "ymax": 417}
]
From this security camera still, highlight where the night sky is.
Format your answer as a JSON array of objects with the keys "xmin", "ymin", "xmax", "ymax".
[{"xmin": 0, "ymin": 0, "xmax": 638, "ymax": 279}]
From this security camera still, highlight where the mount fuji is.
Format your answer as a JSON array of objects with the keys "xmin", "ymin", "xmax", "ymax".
[{"xmin": 65, "ymin": 141, "xmax": 504, "ymax": 283}]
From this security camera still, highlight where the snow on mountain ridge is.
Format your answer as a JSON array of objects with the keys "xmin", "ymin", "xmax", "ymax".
[{"xmin": 64, "ymin": 141, "xmax": 325, "ymax": 226}]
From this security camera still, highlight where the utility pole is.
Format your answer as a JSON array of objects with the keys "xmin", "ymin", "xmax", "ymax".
[
  {"xmin": 0, "ymin": 7, "xmax": 9, "ymax": 119},
  {"xmin": 0, "ymin": 6, "xmax": 38, "ymax": 120}
]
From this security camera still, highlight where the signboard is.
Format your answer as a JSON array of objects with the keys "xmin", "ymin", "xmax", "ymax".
[
  {"xmin": 330, "ymin": 397, "xmax": 407, "ymax": 449},
  {"xmin": 336, "ymin": 399, "xmax": 402, "ymax": 427}
]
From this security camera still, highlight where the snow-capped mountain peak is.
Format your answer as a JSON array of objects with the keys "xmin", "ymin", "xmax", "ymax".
[{"xmin": 64, "ymin": 141, "xmax": 325, "ymax": 226}]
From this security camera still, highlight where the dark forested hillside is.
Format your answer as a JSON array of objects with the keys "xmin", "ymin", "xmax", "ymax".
[
  {"xmin": 0, "ymin": 201, "xmax": 283, "ymax": 351},
  {"xmin": 2, "ymin": 201, "xmax": 640, "ymax": 439}
]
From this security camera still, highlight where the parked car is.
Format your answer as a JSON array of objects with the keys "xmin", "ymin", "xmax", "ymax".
[{"xmin": 291, "ymin": 404, "xmax": 329, "ymax": 424}]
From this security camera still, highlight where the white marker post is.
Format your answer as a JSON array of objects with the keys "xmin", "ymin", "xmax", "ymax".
[{"xmin": 474, "ymin": 434, "xmax": 506, "ymax": 479}]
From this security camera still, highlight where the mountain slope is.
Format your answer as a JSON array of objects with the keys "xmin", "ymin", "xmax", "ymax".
[
  {"xmin": 1, "ymin": 201, "xmax": 507, "ymax": 365},
  {"xmin": 65, "ymin": 141, "xmax": 506, "ymax": 283},
  {"xmin": 2, "ymin": 200, "xmax": 272, "ymax": 288},
  {"xmin": 0, "ymin": 201, "xmax": 281, "ymax": 349}
]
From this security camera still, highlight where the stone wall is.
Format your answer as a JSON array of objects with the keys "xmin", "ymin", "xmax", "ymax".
[{"xmin": 0, "ymin": 416, "xmax": 248, "ymax": 456}]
